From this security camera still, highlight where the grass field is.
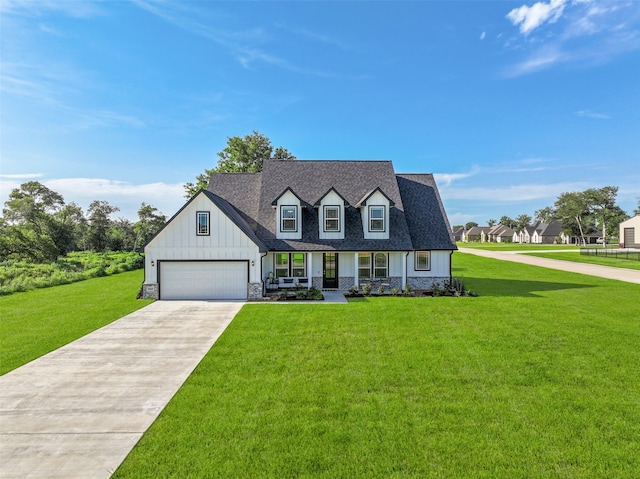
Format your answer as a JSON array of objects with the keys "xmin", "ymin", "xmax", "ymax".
[
  {"xmin": 458, "ymin": 242, "xmax": 577, "ymax": 251},
  {"xmin": 113, "ymin": 254, "xmax": 640, "ymax": 478},
  {"xmin": 527, "ymin": 252, "xmax": 640, "ymax": 271},
  {"xmin": 0, "ymin": 269, "xmax": 152, "ymax": 375}
]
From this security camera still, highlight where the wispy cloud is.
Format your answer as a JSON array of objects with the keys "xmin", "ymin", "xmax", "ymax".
[
  {"xmin": 440, "ymin": 181, "xmax": 589, "ymax": 202},
  {"xmin": 0, "ymin": 173, "xmax": 44, "ymax": 179},
  {"xmin": 503, "ymin": 0, "xmax": 640, "ymax": 77},
  {"xmin": 507, "ymin": 0, "xmax": 568, "ymax": 35},
  {"xmin": 0, "ymin": 0, "xmax": 104, "ymax": 18},
  {"xmin": 434, "ymin": 166, "xmax": 480, "ymax": 187},
  {"xmin": 575, "ymin": 109, "xmax": 610, "ymax": 119},
  {"xmin": 480, "ymin": 31, "xmax": 486, "ymax": 40}
]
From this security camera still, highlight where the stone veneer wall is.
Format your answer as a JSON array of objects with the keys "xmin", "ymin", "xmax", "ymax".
[
  {"xmin": 142, "ymin": 283, "xmax": 159, "ymax": 300},
  {"xmin": 248, "ymin": 283, "xmax": 263, "ymax": 299},
  {"xmin": 407, "ymin": 277, "xmax": 450, "ymax": 290}
]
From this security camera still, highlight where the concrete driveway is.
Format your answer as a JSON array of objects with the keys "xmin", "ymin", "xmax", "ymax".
[
  {"xmin": 458, "ymin": 247, "xmax": 640, "ymax": 284},
  {"xmin": 0, "ymin": 301, "xmax": 243, "ymax": 479}
]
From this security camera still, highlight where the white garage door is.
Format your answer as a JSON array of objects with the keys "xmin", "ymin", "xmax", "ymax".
[{"xmin": 160, "ymin": 261, "xmax": 247, "ymax": 300}]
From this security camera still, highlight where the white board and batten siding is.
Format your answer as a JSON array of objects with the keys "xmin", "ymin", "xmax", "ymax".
[{"xmin": 144, "ymin": 193, "xmax": 262, "ymax": 299}]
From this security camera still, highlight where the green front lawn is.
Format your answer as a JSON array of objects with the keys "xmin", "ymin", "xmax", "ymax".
[
  {"xmin": 0, "ymin": 269, "xmax": 152, "ymax": 375},
  {"xmin": 114, "ymin": 254, "xmax": 640, "ymax": 478},
  {"xmin": 526, "ymin": 252, "xmax": 640, "ymax": 271},
  {"xmin": 458, "ymin": 242, "xmax": 577, "ymax": 251}
]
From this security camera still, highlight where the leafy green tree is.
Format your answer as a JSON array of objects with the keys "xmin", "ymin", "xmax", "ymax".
[
  {"xmin": 184, "ymin": 131, "xmax": 296, "ymax": 197},
  {"xmin": 584, "ymin": 186, "xmax": 627, "ymax": 247},
  {"xmin": 134, "ymin": 203, "xmax": 167, "ymax": 248},
  {"xmin": 87, "ymin": 201, "xmax": 119, "ymax": 251},
  {"xmin": 633, "ymin": 197, "xmax": 640, "ymax": 216},
  {"xmin": 1, "ymin": 182, "xmax": 66, "ymax": 261},
  {"xmin": 487, "ymin": 219, "xmax": 497, "ymax": 227},
  {"xmin": 515, "ymin": 214, "xmax": 532, "ymax": 231},
  {"xmin": 108, "ymin": 218, "xmax": 136, "ymax": 251},
  {"xmin": 465, "ymin": 221, "xmax": 478, "ymax": 229},
  {"xmin": 499, "ymin": 216, "xmax": 515, "ymax": 228},
  {"xmin": 535, "ymin": 206, "xmax": 556, "ymax": 223},
  {"xmin": 554, "ymin": 191, "xmax": 591, "ymax": 245}
]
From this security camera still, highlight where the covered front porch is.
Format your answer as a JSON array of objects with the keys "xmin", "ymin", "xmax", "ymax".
[{"xmin": 262, "ymin": 251, "xmax": 408, "ymax": 293}]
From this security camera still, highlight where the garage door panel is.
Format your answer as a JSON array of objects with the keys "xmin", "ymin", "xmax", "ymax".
[{"xmin": 160, "ymin": 262, "xmax": 247, "ymax": 300}]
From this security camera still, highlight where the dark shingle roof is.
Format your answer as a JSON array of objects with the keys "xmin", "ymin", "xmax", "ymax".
[{"xmin": 207, "ymin": 160, "xmax": 456, "ymax": 251}]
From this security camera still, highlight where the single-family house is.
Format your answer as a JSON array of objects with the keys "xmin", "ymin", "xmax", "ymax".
[
  {"xmin": 142, "ymin": 160, "xmax": 457, "ymax": 300},
  {"xmin": 619, "ymin": 215, "xmax": 640, "ymax": 248},
  {"xmin": 463, "ymin": 226, "xmax": 492, "ymax": 243},
  {"xmin": 487, "ymin": 224, "xmax": 515, "ymax": 243}
]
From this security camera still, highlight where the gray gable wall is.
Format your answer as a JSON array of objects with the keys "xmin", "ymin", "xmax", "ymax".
[{"xmin": 207, "ymin": 160, "xmax": 456, "ymax": 252}]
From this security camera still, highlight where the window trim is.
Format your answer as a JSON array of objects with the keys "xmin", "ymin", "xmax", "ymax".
[
  {"xmin": 415, "ymin": 251, "xmax": 431, "ymax": 271},
  {"xmin": 196, "ymin": 211, "xmax": 210, "ymax": 236},
  {"xmin": 280, "ymin": 205, "xmax": 298, "ymax": 233},
  {"xmin": 368, "ymin": 205, "xmax": 386, "ymax": 233},
  {"xmin": 274, "ymin": 253, "xmax": 306, "ymax": 278},
  {"xmin": 373, "ymin": 252, "xmax": 388, "ymax": 279},
  {"xmin": 358, "ymin": 252, "xmax": 388, "ymax": 279},
  {"xmin": 323, "ymin": 205, "xmax": 341, "ymax": 233}
]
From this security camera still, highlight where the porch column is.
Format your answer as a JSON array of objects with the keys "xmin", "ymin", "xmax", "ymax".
[
  {"xmin": 307, "ymin": 253, "xmax": 312, "ymax": 289},
  {"xmin": 354, "ymin": 252, "xmax": 359, "ymax": 287},
  {"xmin": 402, "ymin": 252, "xmax": 408, "ymax": 290}
]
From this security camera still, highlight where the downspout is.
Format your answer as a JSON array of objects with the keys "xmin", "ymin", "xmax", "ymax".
[
  {"xmin": 449, "ymin": 250, "xmax": 454, "ymax": 282},
  {"xmin": 260, "ymin": 251, "xmax": 268, "ymax": 297}
]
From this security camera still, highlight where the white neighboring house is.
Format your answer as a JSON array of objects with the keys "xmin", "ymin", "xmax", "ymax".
[
  {"xmin": 619, "ymin": 215, "xmax": 640, "ymax": 248},
  {"xmin": 142, "ymin": 160, "xmax": 457, "ymax": 300}
]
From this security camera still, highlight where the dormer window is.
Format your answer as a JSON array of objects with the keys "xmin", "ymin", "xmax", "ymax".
[
  {"xmin": 324, "ymin": 206, "xmax": 340, "ymax": 232},
  {"xmin": 281, "ymin": 206, "xmax": 298, "ymax": 232},
  {"xmin": 369, "ymin": 206, "xmax": 386, "ymax": 232}
]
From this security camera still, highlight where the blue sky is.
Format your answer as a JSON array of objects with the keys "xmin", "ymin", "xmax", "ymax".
[{"xmin": 1, "ymin": 0, "xmax": 639, "ymax": 226}]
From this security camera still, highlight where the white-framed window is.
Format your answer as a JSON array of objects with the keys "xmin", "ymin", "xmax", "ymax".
[
  {"xmin": 415, "ymin": 251, "xmax": 431, "ymax": 271},
  {"xmin": 324, "ymin": 206, "xmax": 340, "ymax": 232},
  {"xmin": 358, "ymin": 252, "xmax": 388, "ymax": 279},
  {"xmin": 281, "ymin": 206, "xmax": 298, "ymax": 232},
  {"xmin": 275, "ymin": 253, "xmax": 289, "ymax": 278},
  {"xmin": 275, "ymin": 253, "xmax": 306, "ymax": 277},
  {"xmin": 358, "ymin": 253, "xmax": 371, "ymax": 279},
  {"xmin": 196, "ymin": 211, "xmax": 210, "ymax": 236},
  {"xmin": 291, "ymin": 253, "xmax": 306, "ymax": 277},
  {"xmin": 374, "ymin": 252, "xmax": 388, "ymax": 278},
  {"xmin": 369, "ymin": 206, "xmax": 386, "ymax": 232}
]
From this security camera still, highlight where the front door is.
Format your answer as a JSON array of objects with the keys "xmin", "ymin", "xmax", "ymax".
[{"xmin": 323, "ymin": 253, "xmax": 338, "ymax": 289}]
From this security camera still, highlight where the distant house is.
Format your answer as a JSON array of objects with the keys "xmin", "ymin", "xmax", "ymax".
[
  {"xmin": 463, "ymin": 226, "xmax": 493, "ymax": 243},
  {"xmin": 487, "ymin": 224, "xmax": 515, "ymax": 243},
  {"xmin": 452, "ymin": 226, "xmax": 465, "ymax": 242},
  {"xmin": 619, "ymin": 216, "xmax": 640, "ymax": 248},
  {"xmin": 142, "ymin": 160, "xmax": 456, "ymax": 300}
]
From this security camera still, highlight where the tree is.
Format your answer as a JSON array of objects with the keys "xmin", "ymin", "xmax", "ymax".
[
  {"xmin": 1, "ymin": 181, "xmax": 66, "ymax": 261},
  {"xmin": 535, "ymin": 206, "xmax": 556, "ymax": 223},
  {"xmin": 465, "ymin": 221, "xmax": 478, "ymax": 229},
  {"xmin": 87, "ymin": 201, "xmax": 119, "ymax": 251},
  {"xmin": 499, "ymin": 216, "xmax": 515, "ymax": 228},
  {"xmin": 108, "ymin": 218, "xmax": 136, "ymax": 251},
  {"xmin": 584, "ymin": 186, "xmax": 627, "ymax": 247},
  {"xmin": 184, "ymin": 131, "xmax": 296, "ymax": 197},
  {"xmin": 487, "ymin": 219, "xmax": 497, "ymax": 227},
  {"xmin": 554, "ymin": 191, "xmax": 590, "ymax": 246},
  {"xmin": 515, "ymin": 214, "xmax": 532, "ymax": 231},
  {"xmin": 134, "ymin": 203, "xmax": 167, "ymax": 249},
  {"xmin": 633, "ymin": 197, "xmax": 640, "ymax": 217}
]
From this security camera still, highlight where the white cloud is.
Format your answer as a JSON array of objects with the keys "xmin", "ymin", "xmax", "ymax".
[
  {"xmin": 0, "ymin": 173, "xmax": 44, "ymax": 179},
  {"xmin": 507, "ymin": 0, "xmax": 568, "ymax": 35},
  {"xmin": 480, "ymin": 31, "xmax": 486, "ymax": 40},
  {"xmin": 0, "ymin": 177, "xmax": 186, "ymax": 221},
  {"xmin": 575, "ymin": 109, "xmax": 610, "ymax": 119},
  {"xmin": 439, "ymin": 181, "xmax": 589, "ymax": 202},
  {"xmin": 434, "ymin": 166, "xmax": 480, "ymax": 187}
]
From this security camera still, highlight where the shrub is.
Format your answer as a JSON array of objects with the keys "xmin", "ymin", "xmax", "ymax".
[{"xmin": 362, "ymin": 283, "xmax": 372, "ymax": 295}]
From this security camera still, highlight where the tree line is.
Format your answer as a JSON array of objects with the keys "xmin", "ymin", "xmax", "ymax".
[
  {"xmin": 0, "ymin": 181, "xmax": 166, "ymax": 263},
  {"xmin": 457, "ymin": 186, "xmax": 635, "ymax": 246}
]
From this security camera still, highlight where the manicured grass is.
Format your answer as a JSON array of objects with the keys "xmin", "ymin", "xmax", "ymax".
[
  {"xmin": 0, "ymin": 270, "xmax": 152, "ymax": 375},
  {"xmin": 527, "ymin": 252, "xmax": 640, "ymax": 271},
  {"xmin": 113, "ymin": 254, "xmax": 640, "ymax": 478},
  {"xmin": 458, "ymin": 242, "xmax": 577, "ymax": 251}
]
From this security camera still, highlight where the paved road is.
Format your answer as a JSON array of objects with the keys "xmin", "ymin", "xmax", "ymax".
[
  {"xmin": 0, "ymin": 301, "xmax": 243, "ymax": 479},
  {"xmin": 458, "ymin": 247, "xmax": 640, "ymax": 285}
]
